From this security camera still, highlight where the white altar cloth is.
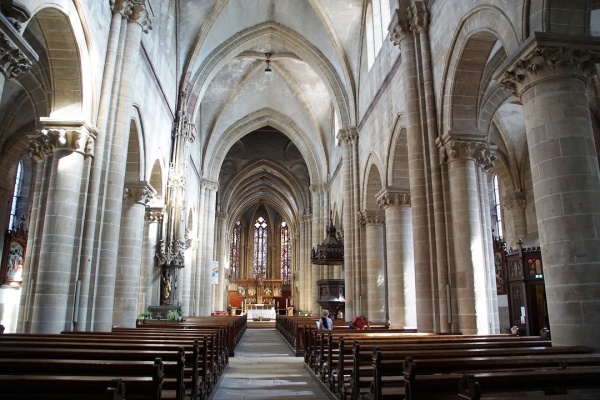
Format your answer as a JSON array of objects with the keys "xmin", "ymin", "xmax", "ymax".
[{"xmin": 247, "ymin": 308, "xmax": 276, "ymax": 319}]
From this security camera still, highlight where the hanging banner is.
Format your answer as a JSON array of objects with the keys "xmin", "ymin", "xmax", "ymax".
[{"xmin": 211, "ymin": 261, "xmax": 219, "ymax": 285}]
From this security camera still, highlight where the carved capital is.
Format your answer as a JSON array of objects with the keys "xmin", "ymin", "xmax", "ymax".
[
  {"xmin": 127, "ymin": 0, "xmax": 152, "ymax": 33},
  {"xmin": 497, "ymin": 33, "xmax": 600, "ymax": 96},
  {"xmin": 338, "ymin": 127, "xmax": 358, "ymax": 144},
  {"xmin": 110, "ymin": 0, "xmax": 129, "ymax": 16},
  {"xmin": 358, "ymin": 210, "xmax": 385, "ymax": 227},
  {"xmin": 376, "ymin": 189, "xmax": 411, "ymax": 209},
  {"xmin": 167, "ymin": 169, "xmax": 185, "ymax": 190},
  {"xmin": 389, "ymin": 8, "xmax": 412, "ymax": 47},
  {"xmin": 28, "ymin": 134, "xmax": 53, "ymax": 161},
  {"xmin": 145, "ymin": 206, "xmax": 164, "ymax": 222},
  {"xmin": 201, "ymin": 179, "xmax": 218, "ymax": 192},
  {"xmin": 0, "ymin": 31, "xmax": 32, "ymax": 79},
  {"xmin": 31, "ymin": 119, "xmax": 98, "ymax": 159},
  {"xmin": 409, "ymin": 1, "xmax": 429, "ymax": 33},
  {"xmin": 123, "ymin": 183, "xmax": 153, "ymax": 205},
  {"xmin": 440, "ymin": 135, "xmax": 495, "ymax": 170}
]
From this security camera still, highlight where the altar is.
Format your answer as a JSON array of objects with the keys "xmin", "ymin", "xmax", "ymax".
[{"xmin": 247, "ymin": 307, "xmax": 276, "ymax": 320}]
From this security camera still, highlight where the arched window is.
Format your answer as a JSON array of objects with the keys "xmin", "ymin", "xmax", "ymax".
[
  {"xmin": 492, "ymin": 174, "xmax": 503, "ymax": 238},
  {"xmin": 365, "ymin": 3, "xmax": 375, "ymax": 68},
  {"xmin": 229, "ymin": 219, "xmax": 241, "ymax": 282},
  {"xmin": 280, "ymin": 221, "xmax": 291, "ymax": 284},
  {"xmin": 366, "ymin": 0, "xmax": 392, "ymax": 70},
  {"xmin": 8, "ymin": 161, "xmax": 23, "ymax": 230},
  {"xmin": 253, "ymin": 216, "xmax": 268, "ymax": 279}
]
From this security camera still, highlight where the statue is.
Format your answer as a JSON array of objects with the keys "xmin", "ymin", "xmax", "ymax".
[{"xmin": 161, "ymin": 267, "xmax": 172, "ymax": 304}]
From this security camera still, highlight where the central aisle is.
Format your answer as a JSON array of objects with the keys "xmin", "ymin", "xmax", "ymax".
[{"xmin": 209, "ymin": 328, "xmax": 335, "ymax": 400}]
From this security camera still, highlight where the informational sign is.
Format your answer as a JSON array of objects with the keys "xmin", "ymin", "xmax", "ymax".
[{"xmin": 211, "ymin": 261, "xmax": 219, "ymax": 285}]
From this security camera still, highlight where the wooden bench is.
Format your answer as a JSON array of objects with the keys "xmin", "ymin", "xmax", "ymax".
[
  {"xmin": 319, "ymin": 333, "xmax": 551, "ymax": 399},
  {"xmin": 0, "ymin": 374, "xmax": 155, "ymax": 400},
  {"xmin": 366, "ymin": 348, "xmax": 600, "ymax": 400},
  {"xmin": 0, "ymin": 345, "xmax": 186, "ymax": 400},
  {"xmin": 457, "ymin": 369, "xmax": 600, "ymax": 399}
]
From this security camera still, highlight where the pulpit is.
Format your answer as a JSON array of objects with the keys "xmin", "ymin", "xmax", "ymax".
[{"xmin": 316, "ymin": 279, "xmax": 345, "ymax": 318}]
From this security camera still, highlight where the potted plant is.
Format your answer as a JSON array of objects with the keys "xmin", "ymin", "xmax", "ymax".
[
  {"xmin": 138, "ymin": 311, "xmax": 152, "ymax": 320},
  {"xmin": 167, "ymin": 309, "xmax": 180, "ymax": 321}
]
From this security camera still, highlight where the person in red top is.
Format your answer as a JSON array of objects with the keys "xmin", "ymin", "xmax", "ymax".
[{"xmin": 350, "ymin": 315, "xmax": 370, "ymax": 330}]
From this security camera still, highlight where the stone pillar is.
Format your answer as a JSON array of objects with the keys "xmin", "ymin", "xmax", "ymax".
[
  {"xmin": 497, "ymin": 34, "xmax": 600, "ymax": 348},
  {"xmin": 17, "ymin": 135, "xmax": 52, "ymax": 332},
  {"xmin": 477, "ymin": 167, "xmax": 500, "ymax": 333},
  {"xmin": 442, "ymin": 136, "xmax": 493, "ymax": 334},
  {"xmin": 113, "ymin": 183, "xmax": 152, "ymax": 327},
  {"xmin": 202, "ymin": 180, "xmax": 217, "ymax": 314},
  {"xmin": 390, "ymin": 7, "xmax": 434, "ymax": 332},
  {"xmin": 214, "ymin": 212, "xmax": 227, "ymax": 312},
  {"xmin": 139, "ymin": 207, "xmax": 163, "ymax": 313},
  {"xmin": 339, "ymin": 128, "xmax": 359, "ymax": 320},
  {"xmin": 503, "ymin": 191, "xmax": 528, "ymax": 247},
  {"xmin": 76, "ymin": 0, "xmax": 129, "ymax": 331},
  {"xmin": 299, "ymin": 215, "xmax": 310, "ymax": 312},
  {"xmin": 411, "ymin": 0, "xmax": 452, "ymax": 332},
  {"xmin": 359, "ymin": 211, "xmax": 386, "ymax": 322},
  {"xmin": 28, "ymin": 122, "xmax": 96, "ymax": 333},
  {"xmin": 378, "ymin": 190, "xmax": 416, "ymax": 328},
  {"xmin": 93, "ymin": 1, "xmax": 151, "ymax": 331}
]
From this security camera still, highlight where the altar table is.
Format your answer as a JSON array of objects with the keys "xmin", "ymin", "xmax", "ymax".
[{"xmin": 247, "ymin": 308, "xmax": 276, "ymax": 319}]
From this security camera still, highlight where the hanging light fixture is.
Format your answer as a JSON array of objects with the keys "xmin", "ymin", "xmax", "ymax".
[{"xmin": 264, "ymin": 53, "xmax": 272, "ymax": 75}]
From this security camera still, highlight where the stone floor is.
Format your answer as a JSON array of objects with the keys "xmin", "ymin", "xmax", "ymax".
[{"xmin": 209, "ymin": 328, "xmax": 335, "ymax": 400}]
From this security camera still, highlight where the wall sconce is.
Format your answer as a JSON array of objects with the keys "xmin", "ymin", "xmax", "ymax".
[{"xmin": 264, "ymin": 53, "xmax": 272, "ymax": 75}]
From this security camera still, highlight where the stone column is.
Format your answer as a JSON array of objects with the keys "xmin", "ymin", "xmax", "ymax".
[
  {"xmin": 214, "ymin": 212, "xmax": 227, "ymax": 312},
  {"xmin": 299, "ymin": 215, "xmax": 310, "ymax": 312},
  {"xmin": 339, "ymin": 128, "xmax": 359, "ymax": 320},
  {"xmin": 17, "ymin": 135, "xmax": 52, "ymax": 332},
  {"xmin": 359, "ymin": 211, "xmax": 386, "ymax": 322},
  {"xmin": 28, "ymin": 122, "xmax": 96, "ymax": 333},
  {"xmin": 201, "ymin": 180, "xmax": 217, "ymax": 314},
  {"xmin": 503, "ymin": 191, "xmax": 528, "ymax": 247},
  {"xmin": 378, "ymin": 190, "xmax": 416, "ymax": 328},
  {"xmin": 479, "ymin": 169, "xmax": 500, "ymax": 333},
  {"xmin": 390, "ymin": 7, "xmax": 434, "ymax": 332},
  {"xmin": 76, "ymin": 0, "xmax": 130, "ymax": 331},
  {"xmin": 441, "ymin": 136, "xmax": 494, "ymax": 334},
  {"xmin": 93, "ymin": 1, "xmax": 151, "ymax": 331},
  {"xmin": 138, "ymin": 207, "xmax": 163, "ymax": 313},
  {"xmin": 113, "ymin": 183, "xmax": 152, "ymax": 327},
  {"xmin": 497, "ymin": 33, "xmax": 600, "ymax": 348}
]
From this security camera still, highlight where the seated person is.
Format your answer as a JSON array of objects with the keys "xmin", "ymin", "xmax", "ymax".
[
  {"xmin": 318, "ymin": 309, "xmax": 333, "ymax": 330},
  {"xmin": 349, "ymin": 314, "xmax": 370, "ymax": 330}
]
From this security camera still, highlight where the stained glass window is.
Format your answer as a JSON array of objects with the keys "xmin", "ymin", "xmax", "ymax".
[
  {"xmin": 229, "ymin": 219, "xmax": 241, "ymax": 282},
  {"xmin": 8, "ymin": 161, "xmax": 23, "ymax": 231},
  {"xmin": 253, "ymin": 216, "xmax": 267, "ymax": 279},
  {"xmin": 492, "ymin": 174, "xmax": 503, "ymax": 238},
  {"xmin": 281, "ymin": 221, "xmax": 291, "ymax": 284}
]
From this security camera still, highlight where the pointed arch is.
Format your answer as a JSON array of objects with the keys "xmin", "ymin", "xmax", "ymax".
[
  {"xmin": 204, "ymin": 108, "xmax": 325, "ymax": 186},
  {"xmin": 440, "ymin": 6, "xmax": 520, "ymax": 136}
]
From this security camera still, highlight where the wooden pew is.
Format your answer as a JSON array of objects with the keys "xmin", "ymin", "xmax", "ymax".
[
  {"xmin": 458, "ymin": 370, "xmax": 600, "ymax": 399},
  {"xmin": 26, "ymin": 333, "xmax": 206, "ymax": 399},
  {"xmin": 0, "ymin": 374, "xmax": 156, "ymax": 400},
  {"xmin": 320, "ymin": 333, "xmax": 550, "ymax": 399},
  {"xmin": 400, "ymin": 350, "xmax": 600, "ymax": 400},
  {"xmin": 0, "ymin": 345, "xmax": 186, "ymax": 400}
]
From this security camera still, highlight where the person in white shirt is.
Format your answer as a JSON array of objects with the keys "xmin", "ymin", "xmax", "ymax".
[{"xmin": 319, "ymin": 309, "xmax": 333, "ymax": 330}]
